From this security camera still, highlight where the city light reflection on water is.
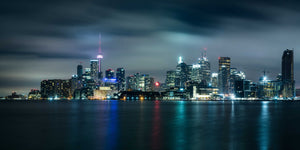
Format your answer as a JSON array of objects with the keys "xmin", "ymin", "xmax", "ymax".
[{"xmin": 1, "ymin": 100, "xmax": 300, "ymax": 150}]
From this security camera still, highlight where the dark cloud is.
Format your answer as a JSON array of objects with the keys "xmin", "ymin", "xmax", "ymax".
[{"xmin": 0, "ymin": 0, "xmax": 300, "ymax": 96}]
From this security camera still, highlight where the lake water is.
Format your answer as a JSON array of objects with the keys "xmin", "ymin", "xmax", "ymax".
[{"xmin": 0, "ymin": 100, "xmax": 300, "ymax": 150}]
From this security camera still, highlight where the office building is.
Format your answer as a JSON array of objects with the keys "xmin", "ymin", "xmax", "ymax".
[
  {"xmin": 116, "ymin": 68, "xmax": 126, "ymax": 91},
  {"xmin": 218, "ymin": 57, "xmax": 231, "ymax": 94},
  {"xmin": 282, "ymin": 49, "xmax": 295, "ymax": 98},
  {"xmin": 40, "ymin": 79, "xmax": 71, "ymax": 99},
  {"xmin": 90, "ymin": 60, "xmax": 99, "ymax": 81}
]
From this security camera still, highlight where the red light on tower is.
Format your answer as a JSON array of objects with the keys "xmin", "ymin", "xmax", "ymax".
[{"xmin": 155, "ymin": 82, "xmax": 160, "ymax": 87}]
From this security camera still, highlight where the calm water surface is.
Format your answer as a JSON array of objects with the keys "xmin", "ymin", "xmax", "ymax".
[{"xmin": 0, "ymin": 100, "xmax": 300, "ymax": 150}]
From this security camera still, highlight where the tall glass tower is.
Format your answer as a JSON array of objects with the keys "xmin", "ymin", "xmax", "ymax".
[
  {"xmin": 282, "ymin": 49, "xmax": 295, "ymax": 98},
  {"xmin": 218, "ymin": 57, "xmax": 231, "ymax": 94}
]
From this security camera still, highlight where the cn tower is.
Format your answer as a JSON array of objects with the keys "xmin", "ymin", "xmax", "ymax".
[{"xmin": 97, "ymin": 34, "xmax": 103, "ymax": 78}]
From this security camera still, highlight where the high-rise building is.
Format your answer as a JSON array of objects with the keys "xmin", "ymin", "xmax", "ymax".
[
  {"xmin": 198, "ymin": 55, "xmax": 211, "ymax": 85},
  {"xmin": 41, "ymin": 79, "xmax": 71, "ymax": 99},
  {"xmin": 166, "ymin": 70, "xmax": 176, "ymax": 88},
  {"xmin": 175, "ymin": 56, "xmax": 189, "ymax": 88},
  {"xmin": 116, "ymin": 68, "xmax": 126, "ymax": 91},
  {"xmin": 97, "ymin": 34, "xmax": 104, "ymax": 80},
  {"xmin": 229, "ymin": 68, "xmax": 246, "ymax": 94},
  {"xmin": 282, "ymin": 49, "xmax": 295, "ymax": 98},
  {"xmin": 90, "ymin": 60, "xmax": 99, "ymax": 81},
  {"xmin": 126, "ymin": 73, "xmax": 154, "ymax": 92},
  {"xmin": 211, "ymin": 73, "xmax": 218, "ymax": 88},
  {"xmin": 126, "ymin": 75, "xmax": 136, "ymax": 91},
  {"xmin": 77, "ymin": 64, "xmax": 83, "ymax": 78},
  {"xmin": 191, "ymin": 64, "xmax": 202, "ymax": 83},
  {"xmin": 218, "ymin": 57, "xmax": 231, "ymax": 94},
  {"xmin": 105, "ymin": 69, "xmax": 114, "ymax": 79}
]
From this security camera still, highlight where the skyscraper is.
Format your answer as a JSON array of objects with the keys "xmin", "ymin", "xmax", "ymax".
[
  {"xmin": 97, "ymin": 34, "xmax": 103, "ymax": 80},
  {"xmin": 282, "ymin": 49, "xmax": 295, "ymax": 98},
  {"xmin": 90, "ymin": 60, "xmax": 99, "ymax": 81},
  {"xmin": 116, "ymin": 68, "xmax": 126, "ymax": 91},
  {"xmin": 166, "ymin": 70, "xmax": 176, "ymax": 88},
  {"xmin": 105, "ymin": 69, "xmax": 114, "ymax": 79},
  {"xmin": 175, "ymin": 56, "xmax": 189, "ymax": 88},
  {"xmin": 218, "ymin": 57, "xmax": 231, "ymax": 94},
  {"xmin": 198, "ymin": 54, "xmax": 211, "ymax": 85},
  {"xmin": 77, "ymin": 64, "xmax": 83, "ymax": 78}
]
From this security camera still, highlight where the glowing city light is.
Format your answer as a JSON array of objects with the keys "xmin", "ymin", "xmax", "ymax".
[
  {"xmin": 178, "ymin": 56, "xmax": 183, "ymax": 64},
  {"xmin": 155, "ymin": 82, "xmax": 160, "ymax": 86}
]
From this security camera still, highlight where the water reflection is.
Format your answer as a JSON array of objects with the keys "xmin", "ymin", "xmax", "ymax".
[
  {"xmin": 174, "ymin": 101, "xmax": 186, "ymax": 150},
  {"xmin": 259, "ymin": 101, "xmax": 270, "ymax": 150},
  {"xmin": 106, "ymin": 100, "xmax": 118, "ymax": 150},
  {"xmin": 151, "ymin": 101, "xmax": 161, "ymax": 150}
]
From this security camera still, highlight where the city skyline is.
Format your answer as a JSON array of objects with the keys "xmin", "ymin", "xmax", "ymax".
[{"xmin": 1, "ymin": 0, "xmax": 300, "ymax": 96}]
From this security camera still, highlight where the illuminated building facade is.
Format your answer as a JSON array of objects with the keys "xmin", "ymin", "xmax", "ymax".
[
  {"xmin": 126, "ymin": 73, "xmax": 154, "ymax": 92},
  {"xmin": 90, "ymin": 60, "xmax": 99, "ymax": 81},
  {"xmin": 198, "ymin": 56, "xmax": 211, "ymax": 85},
  {"xmin": 77, "ymin": 64, "xmax": 83, "ymax": 78},
  {"xmin": 166, "ymin": 70, "xmax": 176, "ymax": 88},
  {"xmin": 218, "ymin": 57, "xmax": 231, "ymax": 94},
  {"xmin": 28, "ymin": 89, "xmax": 41, "ymax": 100},
  {"xmin": 40, "ymin": 79, "xmax": 71, "ymax": 99},
  {"xmin": 105, "ymin": 69, "xmax": 114, "ymax": 79},
  {"xmin": 211, "ymin": 73, "xmax": 218, "ymax": 88},
  {"xmin": 175, "ymin": 56, "xmax": 189, "ymax": 88},
  {"xmin": 282, "ymin": 49, "xmax": 295, "ymax": 98},
  {"xmin": 116, "ymin": 68, "xmax": 126, "ymax": 91}
]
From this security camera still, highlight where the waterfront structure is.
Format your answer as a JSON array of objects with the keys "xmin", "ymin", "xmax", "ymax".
[
  {"xmin": 282, "ymin": 49, "xmax": 295, "ymax": 98},
  {"xmin": 92, "ymin": 86, "xmax": 117, "ymax": 100},
  {"xmin": 5, "ymin": 92, "xmax": 26, "ymax": 100},
  {"xmin": 40, "ymin": 79, "xmax": 71, "ymax": 99},
  {"xmin": 28, "ymin": 89, "xmax": 41, "ymax": 100},
  {"xmin": 218, "ymin": 57, "xmax": 231, "ymax": 95},
  {"xmin": 116, "ymin": 68, "xmax": 126, "ymax": 91}
]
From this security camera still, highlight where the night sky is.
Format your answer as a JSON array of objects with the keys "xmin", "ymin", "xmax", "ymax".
[{"xmin": 0, "ymin": 0, "xmax": 299, "ymax": 96}]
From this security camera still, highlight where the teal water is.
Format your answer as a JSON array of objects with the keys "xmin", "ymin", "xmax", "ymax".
[{"xmin": 0, "ymin": 100, "xmax": 299, "ymax": 150}]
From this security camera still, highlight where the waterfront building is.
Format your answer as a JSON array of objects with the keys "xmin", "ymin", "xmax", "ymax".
[
  {"xmin": 282, "ymin": 49, "xmax": 295, "ymax": 98},
  {"xmin": 5, "ymin": 92, "xmax": 26, "ymax": 100},
  {"xmin": 28, "ymin": 89, "xmax": 41, "ymax": 100},
  {"xmin": 40, "ymin": 79, "xmax": 71, "ymax": 99}
]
